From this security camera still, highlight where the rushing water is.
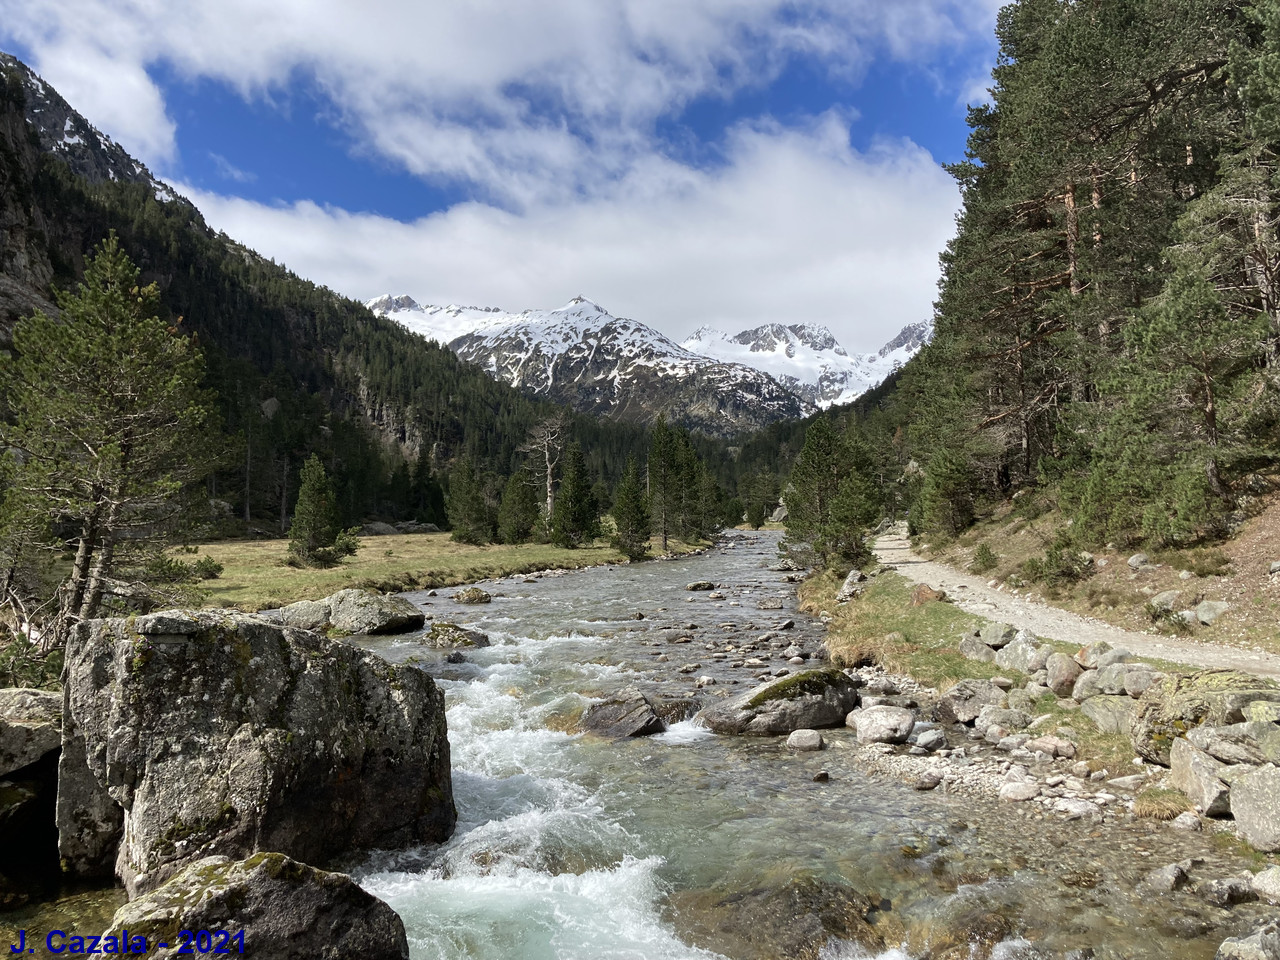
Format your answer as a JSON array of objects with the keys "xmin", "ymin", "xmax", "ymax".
[{"xmin": 350, "ymin": 532, "xmax": 1267, "ymax": 960}]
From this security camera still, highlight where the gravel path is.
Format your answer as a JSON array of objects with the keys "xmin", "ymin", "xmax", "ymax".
[{"xmin": 874, "ymin": 532, "xmax": 1280, "ymax": 680}]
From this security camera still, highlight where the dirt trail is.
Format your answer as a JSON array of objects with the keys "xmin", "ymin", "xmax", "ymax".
[{"xmin": 874, "ymin": 532, "xmax": 1280, "ymax": 680}]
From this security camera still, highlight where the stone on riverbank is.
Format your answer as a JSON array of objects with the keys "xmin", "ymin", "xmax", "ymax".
[
  {"xmin": 280, "ymin": 589, "xmax": 426, "ymax": 635},
  {"xmin": 1170, "ymin": 739, "xmax": 1231, "ymax": 816},
  {"xmin": 0, "ymin": 688, "xmax": 61, "ymax": 776},
  {"xmin": 835, "ymin": 570, "xmax": 867, "ymax": 603},
  {"xmin": 581, "ymin": 688, "xmax": 666, "ymax": 738},
  {"xmin": 697, "ymin": 669, "xmax": 861, "ymax": 736},
  {"xmin": 58, "ymin": 610, "xmax": 455, "ymax": 894},
  {"xmin": 1081, "ymin": 695, "xmax": 1138, "ymax": 735},
  {"xmin": 1215, "ymin": 921, "xmax": 1280, "ymax": 960},
  {"xmin": 936, "ymin": 679, "xmax": 1005, "ymax": 725},
  {"xmin": 1253, "ymin": 866, "xmax": 1280, "ymax": 904},
  {"xmin": 787, "ymin": 729, "xmax": 825, "ymax": 752},
  {"xmin": 1230, "ymin": 765, "xmax": 1280, "ymax": 852},
  {"xmin": 106, "ymin": 853, "xmax": 408, "ymax": 960},
  {"xmin": 1046, "ymin": 654, "xmax": 1082, "ymax": 697},
  {"xmin": 847, "ymin": 706, "xmax": 915, "ymax": 744},
  {"xmin": 1132, "ymin": 671, "xmax": 1280, "ymax": 766}
]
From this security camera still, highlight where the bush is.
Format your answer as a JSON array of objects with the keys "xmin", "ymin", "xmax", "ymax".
[
  {"xmin": 969, "ymin": 543, "xmax": 998, "ymax": 574},
  {"xmin": 1021, "ymin": 547, "xmax": 1093, "ymax": 587},
  {"xmin": 191, "ymin": 556, "xmax": 223, "ymax": 580}
]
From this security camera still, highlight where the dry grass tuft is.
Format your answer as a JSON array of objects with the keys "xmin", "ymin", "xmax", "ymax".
[{"xmin": 1133, "ymin": 787, "xmax": 1193, "ymax": 820}]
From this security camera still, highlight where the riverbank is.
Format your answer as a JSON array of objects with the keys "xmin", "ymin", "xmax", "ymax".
[{"xmin": 185, "ymin": 533, "xmax": 703, "ymax": 611}]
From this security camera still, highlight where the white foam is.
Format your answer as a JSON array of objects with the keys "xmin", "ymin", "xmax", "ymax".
[{"xmin": 653, "ymin": 718, "xmax": 715, "ymax": 745}]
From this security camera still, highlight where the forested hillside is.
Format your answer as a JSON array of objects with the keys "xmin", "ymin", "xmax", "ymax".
[{"xmin": 786, "ymin": 0, "xmax": 1280, "ymax": 567}]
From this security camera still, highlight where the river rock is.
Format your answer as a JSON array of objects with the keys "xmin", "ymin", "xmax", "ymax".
[
  {"xmin": 959, "ymin": 636, "xmax": 996, "ymax": 662},
  {"xmin": 835, "ymin": 570, "xmax": 867, "ymax": 603},
  {"xmin": 1132, "ymin": 671, "xmax": 1280, "ymax": 765},
  {"xmin": 279, "ymin": 599, "xmax": 331, "ymax": 631},
  {"xmin": 974, "ymin": 706, "xmax": 1031, "ymax": 735},
  {"xmin": 979, "ymin": 622, "xmax": 1018, "ymax": 649},
  {"xmin": 995, "ymin": 637, "xmax": 1051, "ymax": 675},
  {"xmin": 786, "ymin": 729, "xmax": 825, "ymax": 752},
  {"xmin": 1188, "ymin": 722, "xmax": 1280, "ymax": 765},
  {"xmin": 937, "ymin": 679, "xmax": 1006, "ymax": 725},
  {"xmin": 420, "ymin": 622, "xmax": 491, "ymax": 648},
  {"xmin": 582, "ymin": 688, "xmax": 666, "ymax": 738},
  {"xmin": 847, "ymin": 706, "xmax": 915, "ymax": 744},
  {"xmin": 1171, "ymin": 811, "xmax": 1202, "ymax": 831},
  {"xmin": 1074, "ymin": 641, "xmax": 1113, "ymax": 669},
  {"xmin": 671, "ymin": 874, "xmax": 881, "ymax": 960},
  {"xmin": 999, "ymin": 781, "xmax": 1041, "ymax": 802},
  {"xmin": 1253, "ymin": 866, "xmax": 1280, "ymax": 904},
  {"xmin": 1230, "ymin": 765, "xmax": 1280, "ymax": 852},
  {"xmin": 452, "ymin": 587, "xmax": 492, "ymax": 605},
  {"xmin": 697, "ymin": 669, "xmax": 862, "ymax": 736},
  {"xmin": 1215, "ymin": 921, "xmax": 1280, "ymax": 960},
  {"xmin": 105, "ymin": 853, "xmax": 408, "ymax": 960},
  {"xmin": 1170, "ymin": 739, "xmax": 1231, "ymax": 816},
  {"xmin": 914, "ymin": 728, "xmax": 947, "ymax": 752},
  {"xmin": 1046, "ymin": 654, "xmax": 1083, "ymax": 697},
  {"xmin": 1141, "ymin": 860, "xmax": 1191, "ymax": 892},
  {"xmin": 58, "ymin": 610, "xmax": 455, "ymax": 894},
  {"xmin": 686, "ymin": 581, "xmax": 716, "ymax": 591},
  {"xmin": 328, "ymin": 589, "xmax": 426, "ymax": 634},
  {"xmin": 1081, "ymin": 695, "xmax": 1138, "ymax": 735},
  {"xmin": 1024, "ymin": 735, "xmax": 1076, "ymax": 759},
  {"xmin": 0, "ymin": 688, "xmax": 61, "ymax": 776},
  {"xmin": 1200, "ymin": 877, "xmax": 1259, "ymax": 907}
]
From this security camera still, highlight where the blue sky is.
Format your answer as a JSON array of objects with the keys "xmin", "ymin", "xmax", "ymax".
[{"xmin": 0, "ymin": 0, "xmax": 1001, "ymax": 350}]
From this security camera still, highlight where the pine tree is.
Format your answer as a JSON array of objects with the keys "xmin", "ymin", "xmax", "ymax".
[
  {"xmin": 447, "ymin": 457, "xmax": 492, "ymax": 545},
  {"xmin": 288, "ymin": 455, "xmax": 359, "ymax": 566},
  {"xmin": 0, "ymin": 234, "xmax": 222, "ymax": 639},
  {"xmin": 497, "ymin": 470, "xmax": 540, "ymax": 544},
  {"xmin": 551, "ymin": 442, "xmax": 599, "ymax": 547},
  {"xmin": 648, "ymin": 416, "xmax": 674, "ymax": 552},
  {"xmin": 610, "ymin": 457, "xmax": 650, "ymax": 560}
]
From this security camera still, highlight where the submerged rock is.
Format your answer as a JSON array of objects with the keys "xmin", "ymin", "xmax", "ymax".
[
  {"xmin": 453, "ymin": 587, "xmax": 492, "ymax": 604},
  {"xmin": 697, "ymin": 669, "xmax": 861, "ymax": 736},
  {"xmin": 580, "ymin": 688, "xmax": 666, "ymax": 738},
  {"xmin": 106, "ymin": 853, "xmax": 408, "ymax": 960},
  {"xmin": 420, "ymin": 622, "xmax": 491, "ymax": 648},
  {"xmin": 58, "ymin": 609, "xmax": 455, "ymax": 894}
]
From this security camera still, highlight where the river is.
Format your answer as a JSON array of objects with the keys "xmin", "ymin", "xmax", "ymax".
[{"xmin": 349, "ymin": 531, "xmax": 1270, "ymax": 960}]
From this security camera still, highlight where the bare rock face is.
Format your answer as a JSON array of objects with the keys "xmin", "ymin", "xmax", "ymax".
[
  {"xmin": 698, "ymin": 669, "xmax": 861, "ymax": 736},
  {"xmin": 279, "ymin": 589, "xmax": 426, "ymax": 635},
  {"xmin": 0, "ymin": 688, "xmax": 61, "ymax": 776},
  {"xmin": 58, "ymin": 610, "xmax": 455, "ymax": 895},
  {"xmin": 106, "ymin": 853, "xmax": 408, "ymax": 960}
]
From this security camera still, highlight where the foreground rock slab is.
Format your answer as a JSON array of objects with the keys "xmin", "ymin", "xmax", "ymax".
[
  {"xmin": 106, "ymin": 853, "xmax": 408, "ymax": 960},
  {"xmin": 58, "ymin": 609, "xmax": 455, "ymax": 894},
  {"xmin": 1131, "ymin": 671, "xmax": 1280, "ymax": 766}
]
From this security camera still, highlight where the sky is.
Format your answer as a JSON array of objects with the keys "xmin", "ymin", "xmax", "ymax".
[{"xmin": 0, "ymin": 0, "xmax": 1003, "ymax": 352}]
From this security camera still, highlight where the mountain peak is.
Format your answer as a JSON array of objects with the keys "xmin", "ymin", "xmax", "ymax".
[{"xmin": 366, "ymin": 294, "xmax": 422, "ymax": 315}]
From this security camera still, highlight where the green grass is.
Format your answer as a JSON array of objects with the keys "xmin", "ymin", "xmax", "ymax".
[
  {"xmin": 180, "ymin": 533, "xmax": 699, "ymax": 610},
  {"xmin": 799, "ymin": 570, "xmax": 996, "ymax": 689}
]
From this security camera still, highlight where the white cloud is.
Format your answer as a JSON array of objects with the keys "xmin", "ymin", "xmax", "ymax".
[
  {"xmin": 180, "ymin": 113, "xmax": 960, "ymax": 352},
  {"xmin": 2, "ymin": 0, "xmax": 998, "ymax": 202}
]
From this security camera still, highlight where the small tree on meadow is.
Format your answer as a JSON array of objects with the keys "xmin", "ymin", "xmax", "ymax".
[{"xmin": 288, "ymin": 455, "xmax": 358, "ymax": 566}]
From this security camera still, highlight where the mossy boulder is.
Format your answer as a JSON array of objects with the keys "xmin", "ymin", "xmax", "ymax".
[
  {"xmin": 58, "ymin": 609, "xmax": 455, "ymax": 895},
  {"xmin": 106, "ymin": 853, "xmax": 408, "ymax": 959},
  {"xmin": 453, "ymin": 587, "xmax": 492, "ymax": 604},
  {"xmin": 420, "ymin": 623, "xmax": 490, "ymax": 648},
  {"xmin": 698, "ymin": 669, "xmax": 861, "ymax": 736},
  {"xmin": 1131, "ymin": 671, "xmax": 1280, "ymax": 766}
]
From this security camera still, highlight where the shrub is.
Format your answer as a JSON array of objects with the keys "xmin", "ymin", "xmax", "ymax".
[{"xmin": 970, "ymin": 543, "xmax": 998, "ymax": 574}]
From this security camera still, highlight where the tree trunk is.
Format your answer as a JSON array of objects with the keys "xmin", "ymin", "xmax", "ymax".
[
  {"xmin": 80, "ymin": 499, "xmax": 121, "ymax": 621},
  {"xmin": 1064, "ymin": 181, "xmax": 1082, "ymax": 297}
]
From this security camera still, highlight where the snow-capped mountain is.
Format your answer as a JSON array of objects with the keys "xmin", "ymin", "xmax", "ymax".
[
  {"xmin": 681, "ymin": 321, "xmax": 931, "ymax": 409},
  {"xmin": 366, "ymin": 295, "xmax": 815, "ymax": 436}
]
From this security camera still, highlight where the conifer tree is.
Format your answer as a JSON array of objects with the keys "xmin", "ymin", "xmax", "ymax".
[
  {"xmin": 610, "ymin": 457, "xmax": 650, "ymax": 560},
  {"xmin": 288, "ymin": 454, "xmax": 359, "ymax": 566},
  {"xmin": 447, "ymin": 457, "xmax": 493, "ymax": 545},
  {"xmin": 497, "ymin": 470, "xmax": 540, "ymax": 544},
  {"xmin": 0, "ymin": 234, "xmax": 221, "ymax": 638},
  {"xmin": 551, "ymin": 442, "xmax": 599, "ymax": 547},
  {"xmin": 648, "ymin": 416, "xmax": 674, "ymax": 552}
]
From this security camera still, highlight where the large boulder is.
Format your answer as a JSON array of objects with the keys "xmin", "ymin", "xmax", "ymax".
[
  {"xmin": 581, "ymin": 688, "xmax": 666, "ymax": 738},
  {"xmin": 58, "ymin": 610, "xmax": 455, "ymax": 894},
  {"xmin": 994, "ymin": 636, "xmax": 1051, "ymax": 675},
  {"xmin": 1216, "ymin": 922, "xmax": 1280, "ymax": 960},
  {"xmin": 847, "ymin": 706, "xmax": 915, "ymax": 744},
  {"xmin": 978, "ymin": 623, "xmax": 1017, "ymax": 649},
  {"xmin": 1230, "ymin": 765, "xmax": 1280, "ymax": 852},
  {"xmin": 328, "ymin": 589, "xmax": 425, "ymax": 634},
  {"xmin": 0, "ymin": 687, "xmax": 61, "ymax": 776},
  {"xmin": 1188, "ymin": 723, "xmax": 1280, "ymax": 766},
  {"xmin": 1081, "ymin": 695, "xmax": 1138, "ymax": 735},
  {"xmin": 959, "ymin": 636, "xmax": 996, "ymax": 663},
  {"xmin": 974, "ymin": 705, "xmax": 1032, "ymax": 735},
  {"xmin": 835, "ymin": 570, "xmax": 867, "ymax": 604},
  {"xmin": 1169, "ymin": 738, "xmax": 1231, "ymax": 816},
  {"xmin": 279, "ymin": 599, "xmax": 331, "ymax": 631},
  {"xmin": 697, "ymin": 669, "xmax": 861, "ymax": 736},
  {"xmin": 106, "ymin": 853, "xmax": 408, "ymax": 960},
  {"xmin": 936, "ymin": 679, "xmax": 1005, "ymax": 725},
  {"xmin": 1132, "ymin": 671, "xmax": 1280, "ymax": 766}
]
